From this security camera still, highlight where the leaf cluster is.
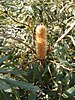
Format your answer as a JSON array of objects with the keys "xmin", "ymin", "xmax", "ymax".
[{"xmin": 0, "ymin": 0, "xmax": 75, "ymax": 99}]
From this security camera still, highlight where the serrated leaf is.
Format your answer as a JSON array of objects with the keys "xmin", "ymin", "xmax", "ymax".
[
  {"xmin": 3, "ymin": 78, "xmax": 43, "ymax": 93},
  {"xmin": 0, "ymin": 67, "xmax": 27, "ymax": 82}
]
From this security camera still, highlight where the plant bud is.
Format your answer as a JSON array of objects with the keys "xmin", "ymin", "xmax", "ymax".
[{"xmin": 36, "ymin": 24, "xmax": 47, "ymax": 60}]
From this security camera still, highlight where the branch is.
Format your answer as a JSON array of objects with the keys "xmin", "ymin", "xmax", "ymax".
[
  {"xmin": 51, "ymin": 60, "xmax": 75, "ymax": 73},
  {"xmin": 0, "ymin": 33, "xmax": 36, "ymax": 54},
  {"xmin": 4, "ymin": 11, "xmax": 30, "ymax": 28},
  {"xmin": 8, "ymin": 37, "xmax": 36, "ymax": 54},
  {"xmin": 56, "ymin": 21, "xmax": 75, "ymax": 43}
]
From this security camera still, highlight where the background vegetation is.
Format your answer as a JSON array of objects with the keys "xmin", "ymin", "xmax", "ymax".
[{"xmin": 0, "ymin": 0, "xmax": 75, "ymax": 100}]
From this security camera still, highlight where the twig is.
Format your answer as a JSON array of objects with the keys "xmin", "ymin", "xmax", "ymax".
[
  {"xmin": 56, "ymin": 21, "xmax": 75, "ymax": 43},
  {"xmin": 8, "ymin": 36, "xmax": 36, "ymax": 54},
  {"xmin": 0, "ymin": 32, "xmax": 36, "ymax": 54},
  {"xmin": 5, "ymin": 11, "xmax": 30, "ymax": 28},
  {"xmin": 48, "ymin": 65, "xmax": 58, "ymax": 88},
  {"xmin": 51, "ymin": 60, "xmax": 75, "ymax": 73},
  {"xmin": 60, "ymin": 64, "xmax": 75, "ymax": 72}
]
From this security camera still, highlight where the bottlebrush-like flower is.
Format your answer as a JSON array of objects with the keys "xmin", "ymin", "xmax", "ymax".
[{"xmin": 36, "ymin": 24, "xmax": 47, "ymax": 60}]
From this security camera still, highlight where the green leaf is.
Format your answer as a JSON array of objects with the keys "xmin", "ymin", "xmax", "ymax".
[
  {"xmin": 0, "ymin": 15, "xmax": 5, "ymax": 20},
  {"xmin": 67, "ymin": 86, "xmax": 75, "ymax": 96},
  {"xmin": 0, "ymin": 67, "xmax": 27, "ymax": 76},
  {"xmin": 62, "ymin": 86, "xmax": 75, "ymax": 98},
  {"xmin": 0, "ymin": 55, "xmax": 9, "ymax": 64},
  {"xmin": 0, "ymin": 79, "xmax": 10, "ymax": 90},
  {"xmin": 70, "ymin": 63, "xmax": 75, "ymax": 67},
  {"xmin": 28, "ymin": 93, "xmax": 36, "ymax": 100},
  {"xmin": 59, "ymin": 59, "xmax": 70, "ymax": 66},
  {"xmin": 68, "ymin": 35, "xmax": 75, "ymax": 46},
  {"xmin": 0, "ymin": 90, "xmax": 12, "ymax": 100},
  {"xmin": 0, "ymin": 47, "xmax": 11, "ymax": 51},
  {"xmin": 12, "ymin": 88, "xmax": 21, "ymax": 100},
  {"xmin": 3, "ymin": 78, "xmax": 43, "ymax": 93},
  {"xmin": 0, "ymin": 67, "xmax": 27, "ymax": 82}
]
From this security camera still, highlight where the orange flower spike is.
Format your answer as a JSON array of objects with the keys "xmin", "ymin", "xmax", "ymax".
[{"xmin": 36, "ymin": 24, "xmax": 47, "ymax": 60}]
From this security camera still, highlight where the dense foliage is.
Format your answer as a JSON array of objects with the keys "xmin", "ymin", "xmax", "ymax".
[{"xmin": 0, "ymin": 0, "xmax": 75, "ymax": 99}]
